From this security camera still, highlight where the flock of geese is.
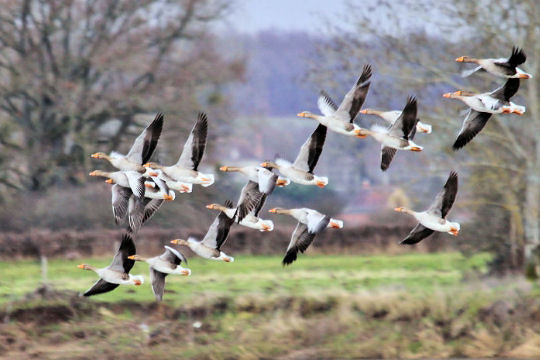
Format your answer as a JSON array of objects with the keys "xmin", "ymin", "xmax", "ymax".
[{"xmin": 79, "ymin": 47, "xmax": 532, "ymax": 301}]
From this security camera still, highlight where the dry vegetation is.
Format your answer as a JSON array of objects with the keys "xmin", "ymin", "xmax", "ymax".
[{"xmin": 1, "ymin": 253, "xmax": 540, "ymax": 359}]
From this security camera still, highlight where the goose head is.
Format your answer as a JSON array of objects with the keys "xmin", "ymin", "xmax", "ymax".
[
  {"xmin": 89, "ymin": 170, "xmax": 115, "ymax": 183},
  {"xmin": 143, "ymin": 162, "xmax": 163, "ymax": 169},
  {"xmin": 260, "ymin": 161, "xmax": 279, "ymax": 170},
  {"xmin": 268, "ymin": 208, "xmax": 291, "ymax": 215},
  {"xmin": 77, "ymin": 264, "xmax": 95, "ymax": 271},
  {"xmin": 455, "ymin": 56, "xmax": 478, "ymax": 63},
  {"xmin": 206, "ymin": 203, "xmax": 229, "ymax": 212},
  {"xmin": 90, "ymin": 152, "xmax": 109, "ymax": 160},
  {"xmin": 170, "ymin": 239, "xmax": 189, "ymax": 246},
  {"xmin": 297, "ymin": 111, "xmax": 322, "ymax": 120},
  {"xmin": 442, "ymin": 90, "xmax": 475, "ymax": 99}
]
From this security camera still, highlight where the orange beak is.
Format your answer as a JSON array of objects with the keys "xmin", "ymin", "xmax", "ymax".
[
  {"xmin": 205, "ymin": 204, "xmax": 214, "ymax": 209},
  {"xmin": 394, "ymin": 207, "xmax": 404, "ymax": 212},
  {"xmin": 329, "ymin": 222, "xmax": 340, "ymax": 229},
  {"xmin": 359, "ymin": 109, "xmax": 369, "ymax": 114},
  {"xmin": 260, "ymin": 162, "xmax": 270, "ymax": 168},
  {"xmin": 261, "ymin": 224, "xmax": 271, "ymax": 231},
  {"xmin": 354, "ymin": 129, "xmax": 367, "ymax": 138},
  {"xmin": 410, "ymin": 146, "xmax": 423, "ymax": 152},
  {"xmin": 105, "ymin": 179, "xmax": 113, "ymax": 184},
  {"xmin": 276, "ymin": 179, "xmax": 288, "ymax": 186},
  {"xmin": 144, "ymin": 183, "xmax": 154, "ymax": 188},
  {"xmin": 90, "ymin": 153, "xmax": 100, "ymax": 158},
  {"xmin": 268, "ymin": 208, "xmax": 277, "ymax": 213},
  {"xmin": 512, "ymin": 109, "xmax": 524, "ymax": 115},
  {"xmin": 219, "ymin": 166, "xmax": 228, "ymax": 171},
  {"xmin": 134, "ymin": 279, "xmax": 142, "ymax": 286},
  {"xmin": 170, "ymin": 239, "xmax": 180, "ymax": 245},
  {"xmin": 518, "ymin": 74, "xmax": 530, "ymax": 79},
  {"xmin": 77, "ymin": 264, "xmax": 85, "ymax": 269},
  {"xmin": 148, "ymin": 172, "xmax": 158, "ymax": 177},
  {"xmin": 164, "ymin": 194, "xmax": 174, "ymax": 201},
  {"xmin": 449, "ymin": 228, "xmax": 459, "ymax": 236},
  {"xmin": 223, "ymin": 258, "xmax": 231, "ymax": 263},
  {"xmin": 315, "ymin": 181, "xmax": 326, "ymax": 188},
  {"xmin": 455, "ymin": 56, "xmax": 465, "ymax": 62},
  {"xmin": 89, "ymin": 171, "xmax": 98, "ymax": 176},
  {"xmin": 297, "ymin": 112, "xmax": 307, "ymax": 117},
  {"xmin": 143, "ymin": 163, "xmax": 152, "ymax": 168},
  {"xmin": 442, "ymin": 92, "xmax": 453, "ymax": 98},
  {"xmin": 181, "ymin": 270, "xmax": 190, "ymax": 276}
]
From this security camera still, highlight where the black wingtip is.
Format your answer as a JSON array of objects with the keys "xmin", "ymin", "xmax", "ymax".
[
  {"xmin": 282, "ymin": 249, "xmax": 297, "ymax": 266},
  {"xmin": 400, "ymin": 239, "xmax": 419, "ymax": 245},
  {"xmin": 198, "ymin": 112, "xmax": 208, "ymax": 123},
  {"xmin": 224, "ymin": 199, "xmax": 234, "ymax": 208},
  {"xmin": 359, "ymin": 64, "xmax": 373, "ymax": 83}
]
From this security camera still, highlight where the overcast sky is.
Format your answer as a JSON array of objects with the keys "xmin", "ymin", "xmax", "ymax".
[{"xmin": 224, "ymin": 0, "xmax": 349, "ymax": 34}]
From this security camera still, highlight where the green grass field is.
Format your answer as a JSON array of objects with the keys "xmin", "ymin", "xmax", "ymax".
[
  {"xmin": 1, "ymin": 252, "xmax": 490, "ymax": 305},
  {"xmin": 2, "ymin": 253, "xmax": 540, "ymax": 359}
]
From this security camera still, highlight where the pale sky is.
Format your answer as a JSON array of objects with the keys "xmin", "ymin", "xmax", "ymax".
[{"xmin": 225, "ymin": 0, "xmax": 349, "ymax": 34}]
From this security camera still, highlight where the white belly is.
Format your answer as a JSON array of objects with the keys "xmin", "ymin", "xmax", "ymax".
[
  {"xmin": 414, "ymin": 213, "xmax": 453, "ymax": 232},
  {"xmin": 188, "ymin": 242, "xmax": 217, "ymax": 259}
]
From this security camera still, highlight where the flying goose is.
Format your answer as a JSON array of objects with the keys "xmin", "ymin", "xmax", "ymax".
[
  {"xmin": 78, "ymin": 234, "xmax": 144, "ymax": 296},
  {"xmin": 357, "ymin": 97, "xmax": 423, "ymax": 171},
  {"xmin": 128, "ymin": 246, "xmax": 191, "ymax": 302},
  {"xmin": 456, "ymin": 47, "xmax": 532, "ymax": 79},
  {"xmin": 260, "ymin": 124, "xmax": 328, "ymax": 187},
  {"xmin": 144, "ymin": 168, "xmax": 192, "ymax": 193},
  {"xmin": 297, "ymin": 65, "xmax": 372, "ymax": 137},
  {"xmin": 144, "ymin": 112, "xmax": 214, "ymax": 186},
  {"xmin": 443, "ymin": 78, "xmax": 524, "ymax": 115},
  {"xmin": 395, "ymin": 171, "xmax": 460, "ymax": 245},
  {"xmin": 91, "ymin": 113, "xmax": 163, "ymax": 172},
  {"xmin": 269, "ymin": 207, "xmax": 343, "ymax": 265},
  {"xmin": 220, "ymin": 165, "xmax": 284, "ymax": 189},
  {"xmin": 170, "ymin": 200, "xmax": 236, "ymax": 262},
  {"xmin": 359, "ymin": 108, "xmax": 432, "ymax": 134},
  {"xmin": 207, "ymin": 181, "xmax": 273, "ymax": 231},
  {"xmin": 443, "ymin": 79, "xmax": 524, "ymax": 150}
]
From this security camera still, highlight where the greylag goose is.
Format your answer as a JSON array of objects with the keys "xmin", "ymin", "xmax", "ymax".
[
  {"xmin": 395, "ymin": 171, "xmax": 459, "ymax": 244},
  {"xmin": 269, "ymin": 207, "xmax": 343, "ymax": 265},
  {"xmin": 357, "ymin": 97, "xmax": 423, "ymax": 171},
  {"xmin": 128, "ymin": 246, "xmax": 191, "ymax": 301},
  {"xmin": 297, "ymin": 65, "xmax": 372, "ymax": 137},
  {"xmin": 443, "ymin": 78, "xmax": 524, "ymax": 115},
  {"xmin": 359, "ymin": 108, "xmax": 432, "ymax": 134},
  {"xmin": 261, "ymin": 124, "xmax": 328, "ymax": 187},
  {"xmin": 91, "ymin": 113, "xmax": 163, "ymax": 172},
  {"xmin": 144, "ymin": 112, "xmax": 214, "ymax": 186},
  {"xmin": 207, "ymin": 181, "xmax": 273, "ymax": 231},
  {"xmin": 144, "ymin": 168, "xmax": 192, "ymax": 193},
  {"xmin": 78, "ymin": 234, "xmax": 144, "ymax": 296},
  {"xmin": 443, "ymin": 79, "xmax": 524, "ymax": 150},
  {"xmin": 457, "ymin": 47, "xmax": 532, "ymax": 79},
  {"xmin": 220, "ymin": 165, "xmax": 283, "ymax": 189},
  {"xmin": 170, "ymin": 200, "xmax": 235, "ymax": 262}
]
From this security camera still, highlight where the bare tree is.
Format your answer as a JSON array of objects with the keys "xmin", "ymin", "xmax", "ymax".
[
  {"xmin": 314, "ymin": 0, "xmax": 538, "ymax": 276},
  {"xmin": 0, "ymin": 0, "xmax": 243, "ymax": 192}
]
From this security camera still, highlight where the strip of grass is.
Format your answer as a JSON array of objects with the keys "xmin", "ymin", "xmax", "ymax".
[{"xmin": 0, "ymin": 252, "xmax": 490, "ymax": 306}]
